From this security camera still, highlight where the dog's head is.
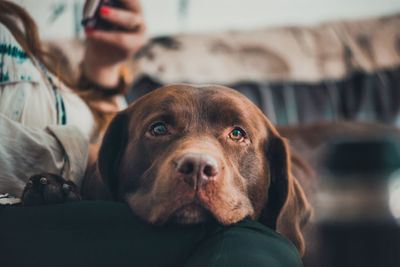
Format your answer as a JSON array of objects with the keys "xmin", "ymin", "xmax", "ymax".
[{"xmin": 97, "ymin": 84, "xmax": 311, "ymax": 255}]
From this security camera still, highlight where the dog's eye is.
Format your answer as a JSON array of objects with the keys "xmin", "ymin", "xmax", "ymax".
[
  {"xmin": 150, "ymin": 122, "xmax": 169, "ymax": 136},
  {"xmin": 229, "ymin": 127, "xmax": 245, "ymax": 141}
]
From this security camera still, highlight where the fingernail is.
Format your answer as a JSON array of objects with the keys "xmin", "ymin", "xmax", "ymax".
[
  {"xmin": 100, "ymin": 6, "xmax": 110, "ymax": 16},
  {"xmin": 85, "ymin": 27, "xmax": 94, "ymax": 35}
]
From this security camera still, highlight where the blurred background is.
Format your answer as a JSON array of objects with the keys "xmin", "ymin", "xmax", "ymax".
[
  {"xmin": 10, "ymin": 1, "xmax": 400, "ymax": 267},
  {"xmin": 12, "ymin": 0, "xmax": 400, "ymax": 126},
  {"xmin": 11, "ymin": 0, "xmax": 400, "ymax": 38}
]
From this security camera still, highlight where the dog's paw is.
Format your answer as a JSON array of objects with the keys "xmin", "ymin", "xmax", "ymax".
[{"xmin": 21, "ymin": 173, "xmax": 81, "ymax": 206}]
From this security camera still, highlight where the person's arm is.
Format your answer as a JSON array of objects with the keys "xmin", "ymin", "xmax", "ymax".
[{"xmin": 0, "ymin": 113, "xmax": 89, "ymax": 197}]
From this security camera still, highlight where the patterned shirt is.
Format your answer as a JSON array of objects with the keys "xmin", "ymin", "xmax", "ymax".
[{"xmin": 0, "ymin": 23, "xmax": 92, "ymax": 199}]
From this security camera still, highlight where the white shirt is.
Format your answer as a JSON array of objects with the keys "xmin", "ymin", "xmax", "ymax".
[{"xmin": 0, "ymin": 23, "xmax": 93, "ymax": 197}]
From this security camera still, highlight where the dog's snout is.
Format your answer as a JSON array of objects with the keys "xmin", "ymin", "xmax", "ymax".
[{"xmin": 176, "ymin": 153, "xmax": 219, "ymax": 188}]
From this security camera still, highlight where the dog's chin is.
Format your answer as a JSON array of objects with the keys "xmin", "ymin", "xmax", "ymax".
[{"xmin": 171, "ymin": 203, "xmax": 211, "ymax": 224}]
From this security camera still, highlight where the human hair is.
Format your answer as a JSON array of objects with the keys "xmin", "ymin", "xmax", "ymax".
[
  {"xmin": 0, "ymin": 0, "xmax": 113, "ymax": 131},
  {"xmin": 0, "ymin": 0, "xmax": 74, "ymax": 87}
]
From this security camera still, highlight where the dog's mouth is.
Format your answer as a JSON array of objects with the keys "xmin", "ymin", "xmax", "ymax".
[{"xmin": 170, "ymin": 200, "xmax": 211, "ymax": 224}]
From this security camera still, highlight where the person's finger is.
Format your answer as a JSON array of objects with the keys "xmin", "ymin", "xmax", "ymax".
[
  {"xmin": 86, "ymin": 29, "xmax": 147, "ymax": 52},
  {"xmin": 99, "ymin": 6, "xmax": 144, "ymax": 31}
]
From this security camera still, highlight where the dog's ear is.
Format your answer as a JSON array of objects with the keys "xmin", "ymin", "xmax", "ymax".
[
  {"xmin": 97, "ymin": 111, "xmax": 129, "ymax": 199},
  {"xmin": 260, "ymin": 132, "xmax": 312, "ymax": 256}
]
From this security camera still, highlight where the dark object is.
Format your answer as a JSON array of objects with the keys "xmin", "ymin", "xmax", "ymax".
[
  {"xmin": 81, "ymin": 0, "xmax": 122, "ymax": 30},
  {"xmin": 21, "ymin": 173, "xmax": 81, "ymax": 206},
  {"xmin": 319, "ymin": 221, "xmax": 400, "ymax": 267},
  {"xmin": 326, "ymin": 137, "xmax": 400, "ymax": 176},
  {"xmin": 0, "ymin": 201, "xmax": 303, "ymax": 267},
  {"xmin": 317, "ymin": 138, "xmax": 400, "ymax": 267},
  {"xmin": 126, "ymin": 74, "xmax": 162, "ymax": 103}
]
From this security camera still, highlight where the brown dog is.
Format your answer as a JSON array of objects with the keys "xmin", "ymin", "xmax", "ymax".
[{"xmin": 82, "ymin": 84, "xmax": 313, "ymax": 256}]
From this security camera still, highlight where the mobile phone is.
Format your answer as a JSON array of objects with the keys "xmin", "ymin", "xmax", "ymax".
[{"xmin": 81, "ymin": 0, "xmax": 122, "ymax": 30}]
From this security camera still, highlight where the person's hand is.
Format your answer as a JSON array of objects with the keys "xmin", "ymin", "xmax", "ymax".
[{"xmin": 83, "ymin": 0, "xmax": 147, "ymax": 87}]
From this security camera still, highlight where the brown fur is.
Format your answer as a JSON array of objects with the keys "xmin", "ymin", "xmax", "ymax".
[{"xmin": 82, "ymin": 84, "xmax": 312, "ymax": 255}]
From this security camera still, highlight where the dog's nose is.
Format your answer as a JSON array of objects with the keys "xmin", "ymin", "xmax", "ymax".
[{"xmin": 176, "ymin": 153, "xmax": 219, "ymax": 188}]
